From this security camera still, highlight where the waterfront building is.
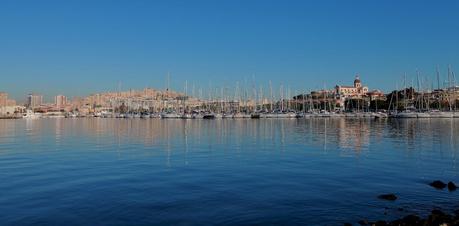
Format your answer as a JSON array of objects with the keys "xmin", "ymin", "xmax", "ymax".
[
  {"xmin": 6, "ymin": 99, "xmax": 16, "ymax": 106},
  {"xmin": 0, "ymin": 105, "xmax": 25, "ymax": 116},
  {"xmin": 0, "ymin": 92, "xmax": 7, "ymax": 107},
  {"xmin": 367, "ymin": 90, "xmax": 386, "ymax": 101},
  {"xmin": 335, "ymin": 75, "xmax": 369, "ymax": 98},
  {"xmin": 27, "ymin": 94, "xmax": 43, "ymax": 109},
  {"xmin": 55, "ymin": 95, "xmax": 67, "ymax": 109},
  {"xmin": 335, "ymin": 76, "xmax": 369, "ymax": 110},
  {"xmin": 0, "ymin": 92, "xmax": 17, "ymax": 107}
]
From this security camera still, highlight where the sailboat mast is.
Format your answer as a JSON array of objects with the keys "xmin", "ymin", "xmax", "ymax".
[
  {"xmin": 436, "ymin": 65, "xmax": 441, "ymax": 90},
  {"xmin": 269, "ymin": 81, "xmax": 273, "ymax": 112},
  {"xmin": 404, "ymin": 73, "xmax": 407, "ymax": 110}
]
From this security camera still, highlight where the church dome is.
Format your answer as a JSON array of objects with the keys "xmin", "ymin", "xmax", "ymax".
[{"xmin": 354, "ymin": 75, "xmax": 361, "ymax": 84}]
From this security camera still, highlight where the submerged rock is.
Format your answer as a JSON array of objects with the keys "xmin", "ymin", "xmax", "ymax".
[
  {"xmin": 343, "ymin": 223, "xmax": 352, "ymax": 226},
  {"xmin": 358, "ymin": 219, "xmax": 369, "ymax": 225},
  {"xmin": 377, "ymin": 194, "xmax": 397, "ymax": 201},
  {"xmin": 430, "ymin": 180, "xmax": 447, "ymax": 189},
  {"xmin": 448, "ymin": 181, "xmax": 457, "ymax": 191}
]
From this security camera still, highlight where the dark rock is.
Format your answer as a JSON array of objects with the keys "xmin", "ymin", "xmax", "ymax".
[
  {"xmin": 363, "ymin": 208, "xmax": 459, "ymax": 226},
  {"xmin": 430, "ymin": 180, "xmax": 447, "ymax": 189},
  {"xmin": 344, "ymin": 223, "xmax": 352, "ymax": 226},
  {"xmin": 401, "ymin": 214, "xmax": 421, "ymax": 225},
  {"xmin": 358, "ymin": 219, "xmax": 369, "ymax": 225},
  {"xmin": 388, "ymin": 219, "xmax": 402, "ymax": 225},
  {"xmin": 448, "ymin": 181, "xmax": 457, "ymax": 191},
  {"xmin": 372, "ymin": 220, "xmax": 387, "ymax": 226},
  {"xmin": 427, "ymin": 209, "xmax": 453, "ymax": 225},
  {"xmin": 431, "ymin": 209, "xmax": 446, "ymax": 216},
  {"xmin": 377, "ymin": 194, "xmax": 397, "ymax": 201}
]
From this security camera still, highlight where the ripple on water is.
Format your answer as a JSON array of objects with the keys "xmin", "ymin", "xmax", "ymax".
[{"xmin": 0, "ymin": 118, "xmax": 458, "ymax": 225}]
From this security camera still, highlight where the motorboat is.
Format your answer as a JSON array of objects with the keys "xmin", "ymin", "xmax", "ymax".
[{"xmin": 23, "ymin": 110, "xmax": 41, "ymax": 119}]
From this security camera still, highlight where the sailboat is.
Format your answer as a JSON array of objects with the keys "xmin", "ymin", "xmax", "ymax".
[
  {"xmin": 181, "ymin": 112, "xmax": 193, "ymax": 119},
  {"xmin": 233, "ymin": 112, "xmax": 251, "ymax": 118},
  {"xmin": 395, "ymin": 74, "xmax": 418, "ymax": 118},
  {"xmin": 203, "ymin": 112, "xmax": 216, "ymax": 119},
  {"xmin": 428, "ymin": 110, "xmax": 453, "ymax": 118},
  {"xmin": 161, "ymin": 111, "xmax": 181, "ymax": 119},
  {"xmin": 428, "ymin": 66, "xmax": 454, "ymax": 118}
]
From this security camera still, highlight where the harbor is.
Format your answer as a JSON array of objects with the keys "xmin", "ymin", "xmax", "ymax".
[
  {"xmin": 2, "ymin": 72, "xmax": 459, "ymax": 120},
  {"xmin": 1, "ymin": 1, "xmax": 459, "ymax": 225}
]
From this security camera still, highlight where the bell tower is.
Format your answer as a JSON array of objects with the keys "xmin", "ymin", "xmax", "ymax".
[{"xmin": 354, "ymin": 75, "xmax": 361, "ymax": 88}]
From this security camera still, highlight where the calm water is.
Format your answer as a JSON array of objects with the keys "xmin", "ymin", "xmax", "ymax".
[{"xmin": 0, "ymin": 118, "xmax": 458, "ymax": 225}]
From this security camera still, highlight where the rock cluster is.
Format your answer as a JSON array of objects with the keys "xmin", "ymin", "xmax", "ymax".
[
  {"xmin": 343, "ymin": 180, "xmax": 459, "ymax": 226},
  {"xmin": 430, "ymin": 180, "xmax": 457, "ymax": 191},
  {"xmin": 352, "ymin": 209, "xmax": 459, "ymax": 226}
]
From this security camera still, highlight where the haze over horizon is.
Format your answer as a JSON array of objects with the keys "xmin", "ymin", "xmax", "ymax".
[{"xmin": 1, "ymin": 0, "xmax": 458, "ymax": 101}]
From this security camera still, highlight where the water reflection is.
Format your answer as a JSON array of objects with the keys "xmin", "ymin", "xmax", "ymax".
[
  {"xmin": 1, "ymin": 118, "xmax": 458, "ymax": 156},
  {"xmin": 2, "ymin": 118, "xmax": 459, "ymax": 176}
]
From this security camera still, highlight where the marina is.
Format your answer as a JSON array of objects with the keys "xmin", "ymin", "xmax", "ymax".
[{"xmin": 3, "ymin": 73, "xmax": 459, "ymax": 121}]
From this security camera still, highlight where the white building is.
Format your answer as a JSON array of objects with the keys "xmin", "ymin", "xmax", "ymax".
[
  {"xmin": 335, "ymin": 76, "xmax": 369, "ymax": 98},
  {"xmin": 55, "ymin": 95, "xmax": 67, "ymax": 109},
  {"xmin": 0, "ymin": 92, "xmax": 7, "ymax": 107},
  {"xmin": 27, "ymin": 94, "xmax": 43, "ymax": 109},
  {"xmin": 334, "ymin": 76, "xmax": 370, "ymax": 109}
]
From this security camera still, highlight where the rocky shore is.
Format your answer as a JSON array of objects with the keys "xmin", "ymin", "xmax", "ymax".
[
  {"xmin": 350, "ymin": 209, "xmax": 459, "ymax": 226},
  {"xmin": 344, "ymin": 180, "xmax": 458, "ymax": 226}
]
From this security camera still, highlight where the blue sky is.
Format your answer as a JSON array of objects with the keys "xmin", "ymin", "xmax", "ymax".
[{"xmin": 0, "ymin": 0, "xmax": 458, "ymax": 101}]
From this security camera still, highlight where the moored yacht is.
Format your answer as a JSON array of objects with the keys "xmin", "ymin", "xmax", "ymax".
[
  {"xmin": 395, "ymin": 111, "xmax": 418, "ymax": 118},
  {"xmin": 232, "ymin": 112, "xmax": 251, "ymax": 118},
  {"xmin": 416, "ymin": 112, "xmax": 430, "ymax": 118},
  {"xmin": 203, "ymin": 113, "xmax": 216, "ymax": 119},
  {"xmin": 181, "ymin": 113, "xmax": 193, "ymax": 119},
  {"xmin": 250, "ymin": 113, "xmax": 261, "ymax": 119},
  {"xmin": 428, "ymin": 110, "xmax": 454, "ymax": 118},
  {"xmin": 222, "ymin": 113, "xmax": 233, "ymax": 118},
  {"xmin": 23, "ymin": 110, "xmax": 42, "ymax": 119},
  {"xmin": 161, "ymin": 112, "xmax": 181, "ymax": 119},
  {"xmin": 140, "ymin": 113, "xmax": 151, "ymax": 119},
  {"xmin": 374, "ymin": 112, "xmax": 388, "ymax": 119}
]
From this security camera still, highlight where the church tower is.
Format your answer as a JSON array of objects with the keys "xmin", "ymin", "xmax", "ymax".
[{"xmin": 354, "ymin": 75, "xmax": 361, "ymax": 88}]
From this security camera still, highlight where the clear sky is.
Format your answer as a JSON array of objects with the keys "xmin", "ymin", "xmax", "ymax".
[{"xmin": 1, "ymin": 0, "xmax": 458, "ymax": 101}]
